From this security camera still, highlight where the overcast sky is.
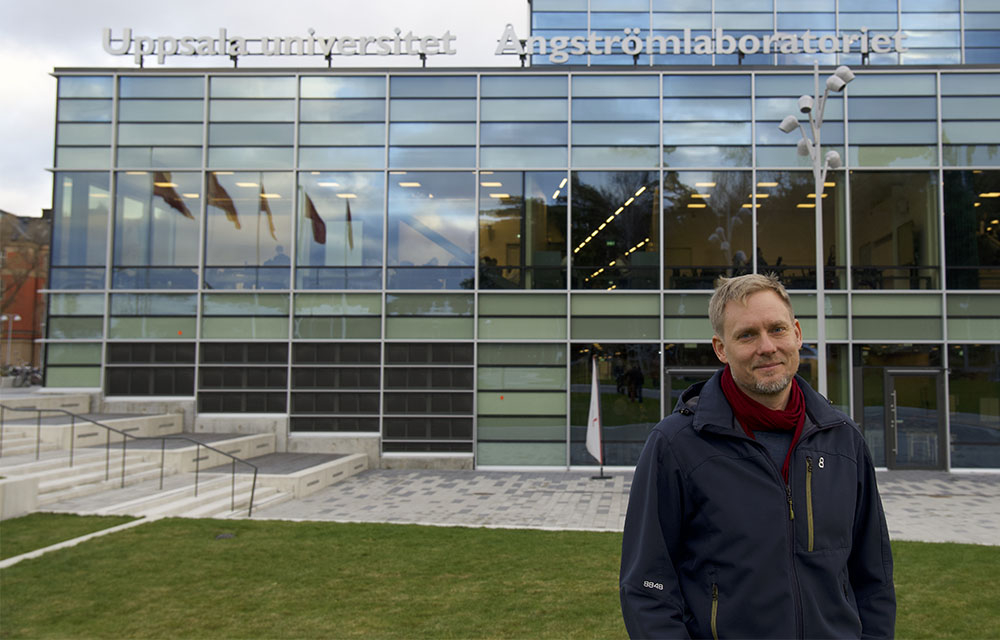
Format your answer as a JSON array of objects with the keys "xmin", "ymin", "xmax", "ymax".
[{"xmin": 0, "ymin": 0, "xmax": 528, "ymax": 218}]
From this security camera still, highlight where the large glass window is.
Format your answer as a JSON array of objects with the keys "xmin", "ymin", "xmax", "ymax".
[
  {"xmin": 117, "ymin": 76, "xmax": 204, "ymax": 168},
  {"xmin": 208, "ymin": 76, "xmax": 294, "ymax": 169},
  {"xmin": 388, "ymin": 76, "xmax": 475, "ymax": 168},
  {"xmin": 204, "ymin": 171, "xmax": 293, "ymax": 290},
  {"xmin": 570, "ymin": 343, "xmax": 660, "ymax": 466},
  {"xmin": 572, "ymin": 75, "xmax": 659, "ymax": 168},
  {"xmin": 755, "ymin": 74, "xmax": 843, "ymax": 168},
  {"xmin": 662, "ymin": 170, "xmax": 752, "ymax": 289},
  {"xmin": 941, "ymin": 73, "xmax": 1000, "ymax": 166},
  {"xmin": 296, "ymin": 172, "xmax": 384, "ymax": 290},
  {"xmin": 948, "ymin": 344, "xmax": 1000, "ymax": 468},
  {"xmin": 478, "ymin": 171, "xmax": 567, "ymax": 289},
  {"xmin": 50, "ymin": 172, "xmax": 110, "ymax": 289},
  {"xmin": 113, "ymin": 171, "xmax": 200, "ymax": 289},
  {"xmin": 387, "ymin": 171, "xmax": 476, "ymax": 289},
  {"xmin": 56, "ymin": 76, "xmax": 112, "ymax": 170},
  {"xmin": 755, "ymin": 170, "xmax": 847, "ymax": 289},
  {"xmin": 944, "ymin": 170, "xmax": 1000, "ymax": 289},
  {"xmin": 299, "ymin": 76, "xmax": 386, "ymax": 170},
  {"xmin": 664, "ymin": 75, "xmax": 752, "ymax": 168},
  {"xmin": 571, "ymin": 171, "xmax": 658, "ymax": 290},
  {"xmin": 480, "ymin": 75, "xmax": 568, "ymax": 169},
  {"xmin": 848, "ymin": 74, "xmax": 937, "ymax": 167},
  {"xmin": 850, "ymin": 171, "xmax": 940, "ymax": 289}
]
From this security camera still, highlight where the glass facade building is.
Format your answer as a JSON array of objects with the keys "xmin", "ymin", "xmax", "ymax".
[{"xmin": 45, "ymin": 0, "xmax": 1000, "ymax": 470}]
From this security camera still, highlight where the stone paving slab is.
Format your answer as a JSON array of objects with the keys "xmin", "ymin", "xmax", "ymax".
[{"xmin": 250, "ymin": 468, "xmax": 1000, "ymax": 545}]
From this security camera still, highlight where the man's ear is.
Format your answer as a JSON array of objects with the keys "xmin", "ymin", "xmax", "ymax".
[
  {"xmin": 712, "ymin": 335, "xmax": 728, "ymax": 364},
  {"xmin": 793, "ymin": 319, "xmax": 803, "ymax": 348}
]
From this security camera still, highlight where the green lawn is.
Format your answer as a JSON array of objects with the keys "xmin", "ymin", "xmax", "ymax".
[
  {"xmin": 0, "ymin": 516, "xmax": 997, "ymax": 639},
  {"xmin": 1, "ymin": 513, "xmax": 136, "ymax": 560}
]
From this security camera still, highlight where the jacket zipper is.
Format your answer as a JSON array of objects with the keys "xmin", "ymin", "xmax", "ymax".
[
  {"xmin": 711, "ymin": 583, "xmax": 719, "ymax": 640},
  {"xmin": 806, "ymin": 457, "xmax": 815, "ymax": 552}
]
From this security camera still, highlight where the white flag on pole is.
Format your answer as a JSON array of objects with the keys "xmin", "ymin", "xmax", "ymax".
[{"xmin": 586, "ymin": 355, "xmax": 603, "ymax": 465}]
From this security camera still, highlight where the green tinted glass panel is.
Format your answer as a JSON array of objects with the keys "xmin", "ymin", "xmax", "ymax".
[
  {"xmin": 476, "ymin": 442, "xmax": 565, "ymax": 466},
  {"xmin": 385, "ymin": 317, "xmax": 474, "ymax": 339},
  {"xmin": 478, "ymin": 391, "xmax": 567, "ymax": 415},
  {"xmin": 109, "ymin": 317, "xmax": 197, "ymax": 339},
  {"xmin": 49, "ymin": 294, "xmax": 104, "ymax": 315},
  {"xmin": 48, "ymin": 318, "xmax": 103, "ymax": 339},
  {"xmin": 663, "ymin": 294, "xmax": 710, "ymax": 316},
  {"xmin": 572, "ymin": 317, "xmax": 659, "ymax": 339},
  {"xmin": 203, "ymin": 294, "xmax": 289, "ymax": 315},
  {"xmin": 796, "ymin": 318, "xmax": 849, "ymax": 341},
  {"xmin": 478, "ymin": 343, "xmax": 567, "ymax": 365},
  {"xmin": 46, "ymin": 343, "xmax": 102, "ymax": 365},
  {"xmin": 853, "ymin": 294, "xmax": 942, "ymax": 316},
  {"xmin": 479, "ymin": 294, "xmax": 566, "ymax": 316},
  {"xmin": 111, "ymin": 293, "xmax": 197, "ymax": 316},
  {"xmin": 853, "ymin": 317, "xmax": 943, "ymax": 340},
  {"xmin": 947, "ymin": 319, "xmax": 1000, "ymax": 340},
  {"xmin": 201, "ymin": 317, "xmax": 289, "ymax": 338},
  {"xmin": 478, "ymin": 318, "xmax": 567, "ymax": 340},
  {"xmin": 293, "ymin": 317, "xmax": 381, "ymax": 339},
  {"xmin": 478, "ymin": 367, "xmax": 566, "ymax": 390},
  {"xmin": 386, "ymin": 294, "xmax": 473, "ymax": 316},
  {"xmin": 572, "ymin": 294, "xmax": 659, "ymax": 315},
  {"xmin": 664, "ymin": 318, "xmax": 711, "ymax": 340},
  {"xmin": 46, "ymin": 367, "xmax": 102, "ymax": 387},
  {"xmin": 294, "ymin": 293, "xmax": 381, "ymax": 315},
  {"xmin": 947, "ymin": 294, "xmax": 1000, "ymax": 316}
]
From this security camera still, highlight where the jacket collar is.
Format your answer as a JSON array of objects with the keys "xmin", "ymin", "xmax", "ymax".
[{"xmin": 680, "ymin": 368, "xmax": 848, "ymax": 436}]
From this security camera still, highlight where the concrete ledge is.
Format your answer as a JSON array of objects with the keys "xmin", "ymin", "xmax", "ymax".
[
  {"xmin": 1, "ymin": 414, "xmax": 184, "ymax": 450},
  {"xmin": 0, "ymin": 475, "xmax": 39, "ymax": 520},
  {"xmin": 195, "ymin": 415, "xmax": 289, "ymax": 452},
  {"xmin": 381, "ymin": 452, "xmax": 474, "ymax": 470},
  {"xmin": 162, "ymin": 434, "xmax": 275, "ymax": 474},
  {"xmin": 287, "ymin": 433, "xmax": 380, "ymax": 470},
  {"xmin": 0, "ymin": 393, "xmax": 91, "ymax": 414},
  {"xmin": 99, "ymin": 398, "xmax": 197, "ymax": 431},
  {"xmin": 258, "ymin": 453, "xmax": 368, "ymax": 498}
]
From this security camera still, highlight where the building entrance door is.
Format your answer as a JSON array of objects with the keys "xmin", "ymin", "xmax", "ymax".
[
  {"xmin": 884, "ymin": 369, "xmax": 946, "ymax": 470},
  {"xmin": 664, "ymin": 368, "xmax": 719, "ymax": 413}
]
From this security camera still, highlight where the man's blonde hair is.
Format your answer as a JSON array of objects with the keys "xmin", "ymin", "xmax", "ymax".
[{"xmin": 709, "ymin": 273, "xmax": 794, "ymax": 337}]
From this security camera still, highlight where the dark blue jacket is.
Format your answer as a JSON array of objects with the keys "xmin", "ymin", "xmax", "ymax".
[{"xmin": 620, "ymin": 371, "xmax": 895, "ymax": 639}]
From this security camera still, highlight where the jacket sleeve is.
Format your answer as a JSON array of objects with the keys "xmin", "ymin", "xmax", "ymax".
[
  {"xmin": 849, "ymin": 439, "xmax": 897, "ymax": 639},
  {"xmin": 620, "ymin": 429, "xmax": 691, "ymax": 639}
]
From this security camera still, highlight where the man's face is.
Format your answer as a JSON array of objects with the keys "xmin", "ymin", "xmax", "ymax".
[{"xmin": 711, "ymin": 290, "xmax": 803, "ymax": 409}]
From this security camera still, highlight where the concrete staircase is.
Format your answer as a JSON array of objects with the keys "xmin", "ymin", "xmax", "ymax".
[{"xmin": 0, "ymin": 393, "xmax": 368, "ymax": 520}]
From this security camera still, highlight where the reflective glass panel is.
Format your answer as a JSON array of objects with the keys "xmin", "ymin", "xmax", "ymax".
[
  {"xmin": 571, "ymin": 171, "xmax": 658, "ymax": 290},
  {"xmin": 204, "ymin": 171, "xmax": 294, "ymax": 290},
  {"xmin": 663, "ymin": 170, "xmax": 752, "ymax": 289},
  {"xmin": 479, "ymin": 171, "xmax": 568, "ymax": 289},
  {"xmin": 851, "ymin": 171, "xmax": 940, "ymax": 289},
  {"xmin": 944, "ymin": 170, "xmax": 1000, "ymax": 290},
  {"xmin": 387, "ymin": 171, "xmax": 476, "ymax": 289},
  {"xmin": 51, "ymin": 172, "xmax": 110, "ymax": 267}
]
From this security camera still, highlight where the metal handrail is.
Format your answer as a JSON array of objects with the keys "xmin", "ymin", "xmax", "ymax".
[{"xmin": 0, "ymin": 404, "xmax": 258, "ymax": 516}]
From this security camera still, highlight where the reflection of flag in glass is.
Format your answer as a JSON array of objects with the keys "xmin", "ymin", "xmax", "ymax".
[
  {"xmin": 259, "ymin": 183, "xmax": 277, "ymax": 241},
  {"xmin": 304, "ymin": 193, "xmax": 326, "ymax": 244},
  {"xmin": 207, "ymin": 172, "xmax": 240, "ymax": 229},
  {"xmin": 152, "ymin": 171, "xmax": 193, "ymax": 219},
  {"xmin": 345, "ymin": 199, "xmax": 354, "ymax": 250}
]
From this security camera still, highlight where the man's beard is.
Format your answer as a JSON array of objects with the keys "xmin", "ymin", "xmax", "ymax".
[{"xmin": 751, "ymin": 373, "xmax": 792, "ymax": 395}]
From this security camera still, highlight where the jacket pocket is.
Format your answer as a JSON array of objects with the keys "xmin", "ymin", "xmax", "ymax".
[
  {"xmin": 806, "ymin": 456, "xmax": 815, "ymax": 552},
  {"xmin": 711, "ymin": 583, "xmax": 720, "ymax": 640}
]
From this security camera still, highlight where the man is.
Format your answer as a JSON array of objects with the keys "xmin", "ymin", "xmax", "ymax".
[{"xmin": 620, "ymin": 274, "xmax": 895, "ymax": 639}]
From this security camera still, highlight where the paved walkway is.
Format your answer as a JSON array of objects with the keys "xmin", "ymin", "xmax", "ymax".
[{"xmin": 250, "ymin": 468, "xmax": 1000, "ymax": 546}]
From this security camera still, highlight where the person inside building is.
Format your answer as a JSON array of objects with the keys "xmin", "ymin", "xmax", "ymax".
[{"xmin": 619, "ymin": 273, "xmax": 895, "ymax": 639}]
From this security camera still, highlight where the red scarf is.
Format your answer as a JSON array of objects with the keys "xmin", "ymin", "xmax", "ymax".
[{"xmin": 720, "ymin": 366, "xmax": 806, "ymax": 483}]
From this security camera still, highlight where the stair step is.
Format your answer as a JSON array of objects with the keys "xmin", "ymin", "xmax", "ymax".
[{"xmin": 38, "ymin": 466, "xmax": 166, "ymax": 505}]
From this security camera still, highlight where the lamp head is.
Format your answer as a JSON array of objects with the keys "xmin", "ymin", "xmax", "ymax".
[
  {"xmin": 825, "ymin": 75, "xmax": 846, "ymax": 92},
  {"xmin": 797, "ymin": 138, "xmax": 811, "ymax": 157},
  {"xmin": 825, "ymin": 150, "xmax": 842, "ymax": 169},
  {"xmin": 778, "ymin": 115, "xmax": 799, "ymax": 133},
  {"xmin": 798, "ymin": 95, "xmax": 814, "ymax": 114},
  {"xmin": 834, "ymin": 65, "xmax": 855, "ymax": 84}
]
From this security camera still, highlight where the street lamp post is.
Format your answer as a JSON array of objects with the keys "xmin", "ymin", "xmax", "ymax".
[
  {"xmin": 1, "ymin": 313, "xmax": 23, "ymax": 368},
  {"xmin": 779, "ymin": 61, "xmax": 854, "ymax": 398}
]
